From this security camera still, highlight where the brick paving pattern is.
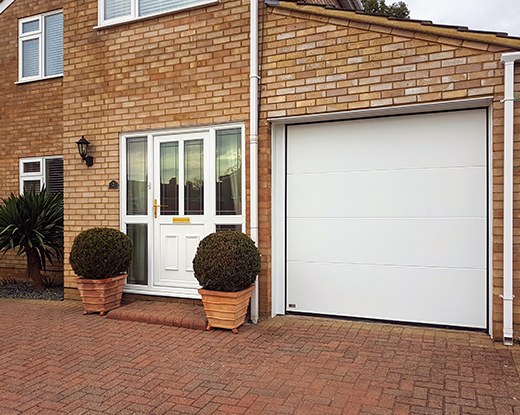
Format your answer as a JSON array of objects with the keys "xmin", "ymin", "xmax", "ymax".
[{"xmin": 1, "ymin": 299, "xmax": 520, "ymax": 414}]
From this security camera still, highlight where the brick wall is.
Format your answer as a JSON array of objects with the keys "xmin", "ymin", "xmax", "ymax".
[
  {"xmin": 258, "ymin": 4, "xmax": 520, "ymax": 337},
  {"xmin": 0, "ymin": 0, "xmax": 64, "ymax": 281},
  {"xmin": 62, "ymin": 0, "xmax": 252, "ymax": 296}
]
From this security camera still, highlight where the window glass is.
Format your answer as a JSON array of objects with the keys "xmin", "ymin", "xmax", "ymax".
[
  {"xmin": 23, "ymin": 180, "xmax": 41, "ymax": 193},
  {"xmin": 126, "ymin": 137, "xmax": 148, "ymax": 215},
  {"xmin": 127, "ymin": 224, "xmax": 148, "ymax": 285},
  {"xmin": 184, "ymin": 140, "xmax": 203, "ymax": 215},
  {"xmin": 22, "ymin": 20, "xmax": 39, "ymax": 33},
  {"xmin": 139, "ymin": 0, "xmax": 190, "ymax": 16},
  {"xmin": 216, "ymin": 224, "xmax": 242, "ymax": 232},
  {"xmin": 216, "ymin": 129, "xmax": 241, "ymax": 215},
  {"xmin": 105, "ymin": 0, "xmax": 132, "ymax": 19},
  {"xmin": 22, "ymin": 39, "xmax": 39, "ymax": 78},
  {"xmin": 44, "ymin": 13, "xmax": 63, "ymax": 77},
  {"xmin": 160, "ymin": 142, "xmax": 179, "ymax": 215},
  {"xmin": 45, "ymin": 158, "xmax": 64, "ymax": 194},
  {"xmin": 23, "ymin": 161, "xmax": 40, "ymax": 173}
]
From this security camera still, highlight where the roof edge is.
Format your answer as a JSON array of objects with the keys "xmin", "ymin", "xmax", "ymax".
[
  {"xmin": 0, "ymin": 0, "xmax": 15, "ymax": 15},
  {"xmin": 276, "ymin": 1, "xmax": 520, "ymax": 50}
]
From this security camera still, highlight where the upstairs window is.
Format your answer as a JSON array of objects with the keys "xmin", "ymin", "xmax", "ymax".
[
  {"xmin": 18, "ymin": 11, "xmax": 63, "ymax": 83},
  {"xmin": 100, "ymin": 0, "xmax": 216, "ymax": 26}
]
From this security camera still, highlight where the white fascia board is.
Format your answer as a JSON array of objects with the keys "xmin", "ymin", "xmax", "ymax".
[{"xmin": 0, "ymin": 0, "xmax": 15, "ymax": 15}]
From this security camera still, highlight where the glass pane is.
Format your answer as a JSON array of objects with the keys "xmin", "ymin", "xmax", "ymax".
[
  {"xmin": 105, "ymin": 0, "xmax": 131, "ymax": 20},
  {"xmin": 127, "ymin": 224, "xmax": 148, "ymax": 285},
  {"xmin": 216, "ymin": 224, "xmax": 242, "ymax": 232},
  {"xmin": 127, "ymin": 137, "xmax": 148, "ymax": 215},
  {"xmin": 160, "ymin": 142, "xmax": 179, "ymax": 215},
  {"xmin": 139, "ymin": 0, "xmax": 195, "ymax": 16},
  {"xmin": 45, "ymin": 158, "xmax": 63, "ymax": 194},
  {"xmin": 23, "ymin": 161, "xmax": 40, "ymax": 173},
  {"xmin": 185, "ymin": 140, "xmax": 204, "ymax": 215},
  {"xmin": 216, "ymin": 129, "xmax": 241, "ymax": 215},
  {"xmin": 44, "ymin": 13, "xmax": 63, "ymax": 77},
  {"xmin": 22, "ymin": 39, "xmax": 39, "ymax": 78},
  {"xmin": 22, "ymin": 20, "xmax": 39, "ymax": 33},
  {"xmin": 23, "ymin": 180, "xmax": 41, "ymax": 193}
]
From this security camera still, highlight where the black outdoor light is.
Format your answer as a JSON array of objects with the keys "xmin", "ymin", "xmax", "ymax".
[{"xmin": 76, "ymin": 136, "xmax": 94, "ymax": 167}]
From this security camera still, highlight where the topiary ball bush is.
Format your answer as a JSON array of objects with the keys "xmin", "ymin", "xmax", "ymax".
[
  {"xmin": 193, "ymin": 231, "xmax": 261, "ymax": 292},
  {"xmin": 70, "ymin": 227, "xmax": 133, "ymax": 280}
]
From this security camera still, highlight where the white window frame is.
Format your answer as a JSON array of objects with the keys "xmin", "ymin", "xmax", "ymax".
[
  {"xmin": 19, "ymin": 156, "xmax": 63, "ymax": 194},
  {"xmin": 97, "ymin": 0, "xmax": 217, "ymax": 28},
  {"xmin": 18, "ymin": 10, "xmax": 63, "ymax": 83}
]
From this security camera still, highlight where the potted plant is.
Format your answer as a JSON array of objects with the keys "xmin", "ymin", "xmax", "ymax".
[
  {"xmin": 69, "ymin": 227, "xmax": 133, "ymax": 315},
  {"xmin": 192, "ymin": 230, "xmax": 261, "ymax": 333}
]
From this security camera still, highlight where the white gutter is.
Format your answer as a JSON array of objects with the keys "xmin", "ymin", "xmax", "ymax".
[
  {"xmin": 500, "ymin": 52, "xmax": 520, "ymax": 345},
  {"xmin": 249, "ymin": 0, "xmax": 260, "ymax": 323}
]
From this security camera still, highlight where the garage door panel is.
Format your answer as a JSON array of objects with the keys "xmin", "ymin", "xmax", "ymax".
[
  {"xmin": 287, "ymin": 218, "xmax": 486, "ymax": 269},
  {"xmin": 287, "ymin": 167, "xmax": 486, "ymax": 219},
  {"xmin": 288, "ymin": 110, "xmax": 487, "ymax": 175},
  {"xmin": 286, "ymin": 262, "xmax": 487, "ymax": 328},
  {"xmin": 285, "ymin": 109, "xmax": 488, "ymax": 329}
]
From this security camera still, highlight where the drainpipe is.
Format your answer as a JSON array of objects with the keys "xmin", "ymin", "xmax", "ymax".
[
  {"xmin": 500, "ymin": 52, "xmax": 520, "ymax": 345},
  {"xmin": 249, "ymin": 0, "xmax": 260, "ymax": 324}
]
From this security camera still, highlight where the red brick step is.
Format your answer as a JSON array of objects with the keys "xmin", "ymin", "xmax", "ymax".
[{"xmin": 107, "ymin": 300, "xmax": 207, "ymax": 330}]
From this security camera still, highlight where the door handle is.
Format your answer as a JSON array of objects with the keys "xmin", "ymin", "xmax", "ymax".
[{"xmin": 153, "ymin": 199, "xmax": 166, "ymax": 218}]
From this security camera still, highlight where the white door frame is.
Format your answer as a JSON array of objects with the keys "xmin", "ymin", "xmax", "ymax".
[
  {"xmin": 120, "ymin": 123, "xmax": 246, "ymax": 298},
  {"xmin": 270, "ymin": 98, "xmax": 494, "ymax": 335}
]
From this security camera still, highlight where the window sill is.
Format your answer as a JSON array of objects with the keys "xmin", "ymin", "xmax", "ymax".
[
  {"xmin": 15, "ymin": 74, "xmax": 63, "ymax": 85},
  {"xmin": 94, "ymin": 0, "xmax": 219, "ymax": 30}
]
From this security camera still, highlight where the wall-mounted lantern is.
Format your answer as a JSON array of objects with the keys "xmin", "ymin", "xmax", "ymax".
[{"xmin": 76, "ymin": 136, "xmax": 94, "ymax": 167}]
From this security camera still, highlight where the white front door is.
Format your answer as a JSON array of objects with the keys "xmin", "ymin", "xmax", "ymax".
[
  {"xmin": 153, "ymin": 132, "xmax": 210, "ymax": 296},
  {"xmin": 121, "ymin": 126, "xmax": 245, "ymax": 299}
]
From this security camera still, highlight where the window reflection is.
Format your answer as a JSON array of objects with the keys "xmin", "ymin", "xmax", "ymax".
[
  {"xmin": 127, "ymin": 224, "xmax": 148, "ymax": 285},
  {"xmin": 185, "ymin": 140, "xmax": 204, "ymax": 215},
  {"xmin": 126, "ymin": 137, "xmax": 147, "ymax": 215},
  {"xmin": 216, "ymin": 129, "xmax": 241, "ymax": 215},
  {"xmin": 160, "ymin": 142, "xmax": 179, "ymax": 215}
]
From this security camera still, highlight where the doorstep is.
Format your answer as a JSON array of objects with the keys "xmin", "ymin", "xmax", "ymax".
[{"xmin": 107, "ymin": 300, "xmax": 207, "ymax": 330}]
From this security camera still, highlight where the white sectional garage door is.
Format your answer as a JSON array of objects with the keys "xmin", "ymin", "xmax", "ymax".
[{"xmin": 286, "ymin": 109, "xmax": 488, "ymax": 329}]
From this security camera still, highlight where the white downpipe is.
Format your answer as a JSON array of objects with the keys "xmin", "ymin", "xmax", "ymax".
[
  {"xmin": 249, "ymin": 0, "xmax": 260, "ymax": 323},
  {"xmin": 501, "ymin": 52, "xmax": 520, "ymax": 345}
]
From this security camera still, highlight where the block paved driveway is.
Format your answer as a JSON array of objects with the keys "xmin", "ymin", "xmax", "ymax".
[{"xmin": 1, "ymin": 299, "xmax": 520, "ymax": 414}]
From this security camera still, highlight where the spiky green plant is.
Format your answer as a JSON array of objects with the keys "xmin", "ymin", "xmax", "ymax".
[{"xmin": 0, "ymin": 189, "xmax": 64, "ymax": 290}]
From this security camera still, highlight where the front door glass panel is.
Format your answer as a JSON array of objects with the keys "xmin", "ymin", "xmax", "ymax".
[
  {"xmin": 184, "ymin": 139, "xmax": 204, "ymax": 215},
  {"xmin": 160, "ymin": 142, "xmax": 179, "ymax": 215}
]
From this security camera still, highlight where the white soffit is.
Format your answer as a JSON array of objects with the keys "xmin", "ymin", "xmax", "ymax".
[
  {"xmin": 0, "ymin": 0, "xmax": 15, "ymax": 14},
  {"xmin": 267, "ymin": 97, "xmax": 493, "ymax": 125}
]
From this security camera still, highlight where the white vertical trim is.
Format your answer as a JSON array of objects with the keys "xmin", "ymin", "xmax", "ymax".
[
  {"xmin": 249, "ymin": 0, "xmax": 260, "ymax": 323},
  {"xmin": 500, "ymin": 52, "xmax": 520, "ymax": 345}
]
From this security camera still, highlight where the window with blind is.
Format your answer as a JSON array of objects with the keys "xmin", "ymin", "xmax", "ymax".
[
  {"xmin": 19, "ymin": 157, "xmax": 64, "ymax": 195},
  {"xmin": 100, "ymin": 0, "xmax": 216, "ymax": 25},
  {"xmin": 18, "ymin": 11, "xmax": 63, "ymax": 82}
]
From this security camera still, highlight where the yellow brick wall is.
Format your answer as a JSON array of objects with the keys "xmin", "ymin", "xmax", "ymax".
[
  {"xmin": 0, "ymin": 0, "xmax": 64, "ymax": 281},
  {"xmin": 62, "ymin": 0, "xmax": 252, "ymax": 293},
  {"xmin": 258, "ymin": 5, "xmax": 520, "ymax": 336}
]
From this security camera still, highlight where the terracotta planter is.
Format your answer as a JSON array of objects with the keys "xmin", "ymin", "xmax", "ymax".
[
  {"xmin": 76, "ymin": 274, "xmax": 127, "ymax": 316},
  {"xmin": 198, "ymin": 285, "xmax": 254, "ymax": 333}
]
